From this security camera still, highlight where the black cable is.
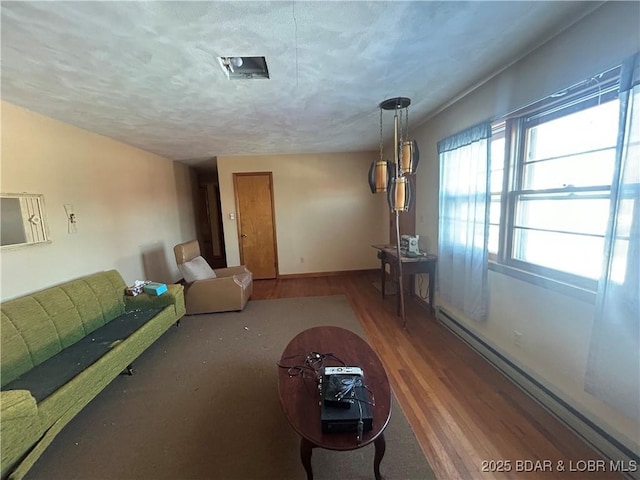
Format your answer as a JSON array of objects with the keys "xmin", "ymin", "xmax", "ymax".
[
  {"xmin": 277, "ymin": 351, "xmax": 346, "ymax": 378},
  {"xmin": 326, "ymin": 375, "xmax": 376, "ymax": 406},
  {"xmin": 328, "ymin": 375, "xmax": 362, "ymax": 400},
  {"xmin": 356, "ymin": 400, "xmax": 364, "ymax": 444}
]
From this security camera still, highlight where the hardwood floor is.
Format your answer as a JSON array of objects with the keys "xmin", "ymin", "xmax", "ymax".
[{"xmin": 253, "ymin": 272, "xmax": 624, "ymax": 480}]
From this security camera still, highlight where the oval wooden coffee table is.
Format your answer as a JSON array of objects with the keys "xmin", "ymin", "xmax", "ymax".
[{"xmin": 277, "ymin": 326, "xmax": 391, "ymax": 480}]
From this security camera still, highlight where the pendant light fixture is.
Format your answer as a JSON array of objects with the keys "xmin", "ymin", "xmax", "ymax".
[
  {"xmin": 376, "ymin": 97, "xmax": 419, "ymax": 211},
  {"xmin": 369, "ymin": 96, "xmax": 421, "ymax": 328}
]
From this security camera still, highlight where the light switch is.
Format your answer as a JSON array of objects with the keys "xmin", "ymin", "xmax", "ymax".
[
  {"xmin": 64, "ymin": 204, "xmax": 77, "ymax": 233},
  {"xmin": 229, "ymin": 213, "xmax": 236, "ymax": 220}
]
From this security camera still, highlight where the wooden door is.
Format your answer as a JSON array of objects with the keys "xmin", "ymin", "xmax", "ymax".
[
  {"xmin": 195, "ymin": 183, "xmax": 227, "ymax": 269},
  {"xmin": 206, "ymin": 184, "xmax": 227, "ymax": 268},
  {"xmin": 233, "ymin": 172, "xmax": 278, "ymax": 279},
  {"xmin": 196, "ymin": 185, "xmax": 215, "ymax": 265}
]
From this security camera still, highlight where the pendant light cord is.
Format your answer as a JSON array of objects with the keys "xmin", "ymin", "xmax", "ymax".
[{"xmin": 379, "ymin": 107, "xmax": 384, "ymax": 161}]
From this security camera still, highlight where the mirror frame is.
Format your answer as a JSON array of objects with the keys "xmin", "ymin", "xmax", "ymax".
[{"xmin": 1, "ymin": 193, "xmax": 51, "ymax": 250}]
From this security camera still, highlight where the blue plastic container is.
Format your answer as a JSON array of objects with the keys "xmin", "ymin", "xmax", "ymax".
[{"xmin": 143, "ymin": 282, "xmax": 168, "ymax": 296}]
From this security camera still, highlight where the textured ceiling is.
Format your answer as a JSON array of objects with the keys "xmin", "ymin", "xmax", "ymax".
[{"xmin": 1, "ymin": 1, "xmax": 600, "ymax": 168}]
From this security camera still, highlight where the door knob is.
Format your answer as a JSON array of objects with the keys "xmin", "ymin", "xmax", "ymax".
[{"xmin": 241, "ymin": 234, "xmax": 248, "ymax": 238}]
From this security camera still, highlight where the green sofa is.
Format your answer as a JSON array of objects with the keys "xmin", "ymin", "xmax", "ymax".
[{"xmin": 0, "ymin": 270, "xmax": 185, "ymax": 480}]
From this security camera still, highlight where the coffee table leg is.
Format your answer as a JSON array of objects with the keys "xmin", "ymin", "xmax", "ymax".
[
  {"xmin": 300, "ymin": 437, "xmax": 314, "ymax": 480},
  {"xmin": 374, "ymin": 433, "xmax": 386, "ymax": 480}
]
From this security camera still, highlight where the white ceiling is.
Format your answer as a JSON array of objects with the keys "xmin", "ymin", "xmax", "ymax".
[{"xmin": 1, "ymin": 1, "xmax": 601, "ymax": 168}]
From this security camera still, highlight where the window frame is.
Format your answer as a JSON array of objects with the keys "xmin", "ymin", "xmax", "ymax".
[{"xmin": 488, "ymin": 122, "xmax": 506, "ymax": 262}]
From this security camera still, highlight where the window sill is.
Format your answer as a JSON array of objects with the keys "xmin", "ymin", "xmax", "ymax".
[{"xmin": 488, "ymin": 261, "xmax": 597, "ymax": 304}]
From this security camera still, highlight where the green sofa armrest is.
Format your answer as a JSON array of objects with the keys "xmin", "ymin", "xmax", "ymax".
[
  {"xmin": 1, "ymin": 390, "xmax": 42, "ymax": 479},
  {"xmin": 123, "ymin": 284, "xmax": 183, "ymax": 312},
  {"xmin": 1, "ymin": 389, "xmax": 38, "ymax": 421}
]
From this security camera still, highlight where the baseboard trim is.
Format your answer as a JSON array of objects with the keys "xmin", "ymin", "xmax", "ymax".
[
  {"xmin": 277, "ymin": 269, "xmax": 377, "ymax": 280},
  {"xmin": 436, "ymin": 306, "xmax": 639, "ymax": 480}
]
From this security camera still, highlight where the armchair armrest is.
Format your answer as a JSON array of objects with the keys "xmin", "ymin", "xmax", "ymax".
[
  {"xmin": 184, "ymin": 275, "xmax": 251, "ymax": 314},
  {"xmin": 213, "ymin": 266, "xmax": 251, "ymax": 278},
  {"xmin": 124, "ymin": 284, "xmax": 184, "ymax": 312}
]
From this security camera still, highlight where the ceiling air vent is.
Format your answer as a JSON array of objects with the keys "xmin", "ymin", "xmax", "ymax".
[{"xmin": 217, "ymin": 56, "xmax": 270, "ymax": 80}]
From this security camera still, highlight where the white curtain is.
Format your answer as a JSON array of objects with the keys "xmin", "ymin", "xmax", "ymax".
[
  {"xmin": 437, "ymin": 122, "xmax": 491, "ymax": 321},
  {"xmin": 585, "ymin": 53, "xmax": 640, "ymax": 422}
]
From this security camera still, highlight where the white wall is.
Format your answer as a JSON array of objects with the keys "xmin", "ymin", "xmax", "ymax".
[
  {"xmin": 217, "ymin": 152, "xmax": 389, "ymax": 275},
  {"xmin": 413, "ymin": 2, "xmax": 639, "ymax": 452},
  {"xmin": 0, "ymin": 101, "xmax": 197, "ymax": 301}
]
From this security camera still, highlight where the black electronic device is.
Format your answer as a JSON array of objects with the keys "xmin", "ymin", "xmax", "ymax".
[{"xmin": 319, "ymin": 367, "xmax": 373, "ymax": 434}]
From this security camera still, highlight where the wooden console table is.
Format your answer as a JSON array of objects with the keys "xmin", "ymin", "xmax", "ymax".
[{"xmin": 372, "ymin": 244, "xmax": 437, "ymax": 316}]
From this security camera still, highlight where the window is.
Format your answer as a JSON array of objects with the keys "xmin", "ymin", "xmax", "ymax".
[{"xmin": 490, "ymin": 65, "xmax": 627, "ymax": 292}]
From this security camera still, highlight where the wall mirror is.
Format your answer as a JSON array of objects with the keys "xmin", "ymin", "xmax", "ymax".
[{"xmin": 1, "ymin": 193, "xmax": 50, "ymax": 249}]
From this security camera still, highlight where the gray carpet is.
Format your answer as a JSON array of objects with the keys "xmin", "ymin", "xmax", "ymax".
[{"xmin": 26, "ymin": 296, "xmax": 434, "ymax": 480}]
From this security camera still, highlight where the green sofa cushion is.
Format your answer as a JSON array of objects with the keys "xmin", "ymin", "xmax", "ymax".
[
  {"xmin": 1, "ymin": 270, "xmax": 126, "ymax": 387},
  {"xmin": 72, "ymin": 270, "xmax": 126, "ymax": 326},
  {"xmin": 4, "ymin": 308, "xmax": 162, "ymax": 402},
  {"xmin": 1, "ymin": 300, "xmax": 63, "ymax": 386}
]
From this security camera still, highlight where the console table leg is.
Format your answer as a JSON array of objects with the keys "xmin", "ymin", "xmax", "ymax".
[
  {"xmin": 300, "ymin": 437, "xmax": 314, "ymax": 480},
  {"xmin": 428, "ymin": 265, "xmax": 436, "ymax": 315},
  {"xmin": 373, "ymin": 433, "xmax": 386, "ymax": 480},
  {"xmin": 380, "ymin": 255, "xmax": 386, "ymax": 298}
]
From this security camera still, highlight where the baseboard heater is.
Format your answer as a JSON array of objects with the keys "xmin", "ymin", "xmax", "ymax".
[{"xmin": 436, "ymin": 306, "xmax": 639, "ymax": 480}]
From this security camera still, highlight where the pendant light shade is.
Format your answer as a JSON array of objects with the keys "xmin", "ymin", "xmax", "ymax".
[
  {"xmin": 387, "ymin": 175, "xmax": 413, "ymax": 212},
  {"xmin": 368, "ymin": 160, "xmax": 392, "ymax": 193},
  {"xmin": 399, "ymin": 139, "xmax": 420, "ymax": 175}
]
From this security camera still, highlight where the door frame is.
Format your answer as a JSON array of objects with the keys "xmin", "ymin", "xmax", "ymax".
[{"xmin": 233, "ymin": 172, "xmax": 279, "ymax": 278}]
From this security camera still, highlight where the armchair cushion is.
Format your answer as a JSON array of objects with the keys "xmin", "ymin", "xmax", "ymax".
[{"xmin": 178, "ymin": 256, "xmax": 216, "ymax": 283}]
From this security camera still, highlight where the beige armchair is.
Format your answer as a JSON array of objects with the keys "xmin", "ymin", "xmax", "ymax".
[{"xmin": 173, "ymin": 240, "xmax": 253, "ymax": 314}]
